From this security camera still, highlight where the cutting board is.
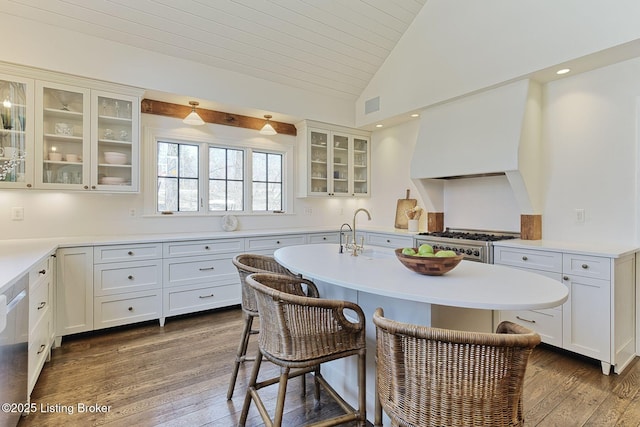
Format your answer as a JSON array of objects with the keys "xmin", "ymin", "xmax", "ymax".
[{"xmin": 394, "ymin": 189, "xmax": 417, "ymax": 229}]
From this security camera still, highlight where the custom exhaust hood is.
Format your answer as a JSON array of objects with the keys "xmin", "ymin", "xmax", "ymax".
[{"xmin": 410, "ymin": 79, "xmax": 543, "ymax": 220}]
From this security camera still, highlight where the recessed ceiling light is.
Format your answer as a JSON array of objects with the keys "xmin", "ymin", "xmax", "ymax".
[
  {"xmin": 375, "ymin": 124, "xmax": 383, "ymax": 128},
  {"xmin": 410, "ymin": 113, "xmax": 419, "ymax": 118},
  {"xmin": 556, "ymin": 68, "xmax": 571, "ymax": 75}
]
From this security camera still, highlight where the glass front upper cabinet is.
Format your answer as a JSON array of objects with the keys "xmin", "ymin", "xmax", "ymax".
[
  {"xmin": 352, "ymin": 137, "xmax": 368, "ymax": 195},
  {"xmin": 35, "ymin": 81, "xmax": 90, "ymax": 189},
  {"xmin": 0, "ymin": 73, "xmax": 33, "ymax": 188}
]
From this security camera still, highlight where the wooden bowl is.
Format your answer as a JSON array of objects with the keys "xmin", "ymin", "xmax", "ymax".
[{"xmin": 395, "ymin": 248, "xmax": 464, "ymax": 276}]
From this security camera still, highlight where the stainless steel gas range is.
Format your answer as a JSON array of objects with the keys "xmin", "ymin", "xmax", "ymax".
[{"xmin": 414, "ymin": 228, "xmax": 520, "ymax": 264}]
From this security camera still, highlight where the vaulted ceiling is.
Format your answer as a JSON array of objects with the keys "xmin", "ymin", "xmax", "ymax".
[{"xmin": 2, "ymin": 0, "xmax": 427, "ymax": 101}]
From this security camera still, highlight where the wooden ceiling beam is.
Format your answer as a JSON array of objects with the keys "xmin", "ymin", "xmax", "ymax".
[{"xmin": 141, "ymin": 99, "xmax": 297, "ymax": 136}]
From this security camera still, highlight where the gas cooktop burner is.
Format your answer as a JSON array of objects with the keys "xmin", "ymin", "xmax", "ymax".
[{"xmin": 417, "ymin": 228, "xmax": 519, "ymax": 242}]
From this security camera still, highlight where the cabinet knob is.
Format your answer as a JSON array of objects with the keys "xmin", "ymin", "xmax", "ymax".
[
  {"xmin": 128, "ymin": 275, "xmax": 134, "ymax": 280},
  {"xmin": 128, "ymin": 306, "xmax": 133, "ymax": 311},
  {"xmin": 522, "ymin": 256, "xmax": 528, "ymax": 261},
  {"xmin": 26, "ymin": 183, "xmax": 32, "ymax": 188},
  {"xmin": 128, "ymin": 251, "xmax": 134, "ymax": 256},
  {"xmin": 563, "ymin": 276, "xmax": 569, "ymax": 281},
  {"xmin": 39, "ymin": 269, "xmax": 46, "ymax": 275},
  {"xmin": 84, "ymin": 185, "xmax": 89, "ymax": 190},
  {"xmin": 386, "ymin": 239, "xmax": 391, "ymax": 243},
  {"xmin": 91, "ymin": 185, "xmax": 96, "ymax": 190},
  {"xmin": 205, "ymin": 245, "xmax": 210, "ymax": 250},
  {"xmin": 276, "ymin": 240, "xmax": 281, "ymax": 244},
  {"xmin": 323, "ymin": 237, "xmax": 327, "ymax": 240},
  {"xmin": 581, "ymin": 264, "xmax": 589, "ymax": 269}
]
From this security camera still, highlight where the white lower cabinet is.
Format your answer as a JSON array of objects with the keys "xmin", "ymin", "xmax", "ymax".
[
  {"xmin": 162, "ymin": 239, "xmax": 244, "ymax": 322},
  {"xmin": 28, "ymin": 254, "xmax": 55, "ymax": 396},
  {"xmin": 367, "ymin": 232, "xmax": 413, "ymax": 249},
  {"xmin": 56, "ymin": 247, "xmax": 93, "ymax": 342},
  {"xmin": 495, "ymin": 245, "xmax": 636, "ymax": 374},
  {"xmin": 93, "ymin": 243, "xmax": 162, "ymax": 330},
  {"xmin": 245, "ymin": 234, "xmax": 307, "ymax": 254}
]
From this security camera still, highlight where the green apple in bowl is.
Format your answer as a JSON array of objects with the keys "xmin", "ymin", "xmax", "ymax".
[
  {"xmin": 418, "ymin": 244, "xmax": 434, "ymax": 255},
  {"xmin": 435, "ymin": 250, "xmax": 458, "ymax": 257},
  {"xmin": 401, "ymin": 247, "xmax": 416, "ymax": 256}
]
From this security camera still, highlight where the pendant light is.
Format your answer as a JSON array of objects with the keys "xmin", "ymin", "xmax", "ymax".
[
  {"xmin": 259, "ymin": 114, "xmax": 277, "ymax": 135},
  {"xmin": 183, "ymin": 101, "xmax": 205, "ymax": 126}
]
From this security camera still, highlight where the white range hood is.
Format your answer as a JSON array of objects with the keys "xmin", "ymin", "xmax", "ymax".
[{"xmin": 410, "ymin": 79, "xmax": 543, "ymax": 214}]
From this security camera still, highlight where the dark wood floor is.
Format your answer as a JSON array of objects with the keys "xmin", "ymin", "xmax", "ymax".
[{"xmin": 18, "ymin": 306, "xmax": 640, "ymax": 427}]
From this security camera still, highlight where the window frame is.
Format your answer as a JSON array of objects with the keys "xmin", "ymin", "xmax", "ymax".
[{"xmin": 143, "ymin": 127, "xmax": 294, "ymax": 217}]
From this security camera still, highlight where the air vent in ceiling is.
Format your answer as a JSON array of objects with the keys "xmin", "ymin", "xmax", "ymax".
[{"xmin": 364, "ymin": 96, "xmax": 380, "ymax": 114}]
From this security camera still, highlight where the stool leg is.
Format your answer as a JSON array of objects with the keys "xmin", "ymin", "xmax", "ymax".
[
  {"xmin": 227, "ymin": 313, "xmax": 255, "ymax": 400},
  {"xmin": 273, "ymin": 367, "xmax": 291, "ymax": 427},
  {"xmin": 357, "ymin": 351, "xmax": 367, "ymax": 426},
  {"xmin": 238, "ymin": 351, "xmax": 262, "ymax": 426}
]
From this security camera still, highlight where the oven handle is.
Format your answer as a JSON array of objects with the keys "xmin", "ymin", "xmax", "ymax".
[{"xmin": 0, "ymin": 289, "xmax": 27, "ymax": 334}]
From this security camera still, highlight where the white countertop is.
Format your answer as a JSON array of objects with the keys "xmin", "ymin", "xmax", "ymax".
[
  {"xmin": 493, "ymin": 239, "xmax": 639, "ymax": 258},
  {"xmin": 0, "ymin": 238, "xmax": 60, "ymax": 292},
  {"xmin": 274, "ymin": 244, "xmax": 569, "ymax": 311}
]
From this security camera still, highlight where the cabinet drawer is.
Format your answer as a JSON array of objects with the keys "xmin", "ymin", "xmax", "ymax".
[
  {"xmin": 29, "ymin": 278, "xmax": 52, "ymax": 333},
  {"xmin": 29, "ymin": 257, "xmax": 51, "ymax": 283},
  {"xmin": 500, "ymin": 308, "xmax": 562, "ymax": 347},
  {"xmin": 94, "ymin": 243, "xmax": 162, "ymax": 263},
  {"xmin": 94, "ymin": 260, "xmax": 162, "ymax": 296},
  {"xmin": 94, "ymin": 290, "xmax": 161, "ymax": 330},
  {"xmin": 163, "ymin": 255, "xmax": 238, "ymax": 288},
  {"xmin": 308, "ymin": 233, "xmax": 339, "ymax": 244},
  {"xmin": 368, "ymin": 233, "xmax": 413, "ymax": 248},
  {"xmin": 163, "ymin": 283, "xmax": 241, "ymax": 317},
  {"xmin": 245, "ymin": 235, "xmax": 306, "ymax": 252},
  {"xmin": 29, "ymin": 315, "xmax": 51, "ymax": 392},
  {"xmin": 563, "ymin": 253, "xmax": 611, "ymax": 280},
  {"xmin": 163, "ymin": 239, "xmax": 244, "ymax": 258},
  {"xmin": 493, "ymin": 247, "xmax": 562, "ymax": 272}
]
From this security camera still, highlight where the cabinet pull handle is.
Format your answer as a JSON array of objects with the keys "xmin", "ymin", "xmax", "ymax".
[
  {"xmin": 84, "ymin": 185, "xmax": 89, "ymax": 190},
  {"xmin": 199, "ymin": 294, "xmax": 215, "ymax": 299},
  {"xmin": 37, "ymin": 344, "xmax": 46, "ymax": 354},
  {"xmin": 581, "ymin": 263, "xmax": 589, "ymax": 269},
  {"xmin": 128, "ymin": 306, "xmax": 133, "ymax": 311},
  {"xmin": 39, "ymin": 269, "xmax": 46, "ymax": 275},
  {"xmin": 91, "ymin": 185, "xmax": 96, "ymax": 190},
  {"xmin": 522, "ymin": 256, "xmax": 528, "ymax": 261},
  {"xmin": 199, "ymin": 267, "xmax": 215, "ymax": 271},
  {"xmin": 26, "ymin": 183, "xmax": 32, "ymax": 188},
  {"xmin": 127, "ymin": 275, "xmax": 134, "ymax": 280},
  {"xmin": 516, "ymin": 315, "xmax": 536, "ymax": 324},
  {"xmin": 128, "ymin": 251, "xmax": 134, "ymax": 256},
  {"xmin": 37, "ymin": 301, "xmax": 46, "ymax": 310}
]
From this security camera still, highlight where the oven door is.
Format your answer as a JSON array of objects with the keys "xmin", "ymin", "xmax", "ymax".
[{"xmin": 0, "ymin": 278, "xmax": 29, "ymax": 427}]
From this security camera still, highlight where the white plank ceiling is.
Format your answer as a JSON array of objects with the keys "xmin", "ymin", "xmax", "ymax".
[{"xmin": 1, "ymin": 0, "xmax": 427, "ymax": 100}]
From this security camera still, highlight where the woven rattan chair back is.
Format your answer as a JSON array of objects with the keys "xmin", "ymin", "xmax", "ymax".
[
  {"xmin": 238, "ymin": 272, "xmax": 367, "ymax": 427},
  {"xmin": 373, "ymin": 307, "xmax": 541, "ymax": 427}
]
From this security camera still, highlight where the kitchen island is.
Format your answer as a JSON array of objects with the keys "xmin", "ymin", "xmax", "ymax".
[{"xmin": 274, "ymin": 243, "xmax": 569, "ymax": 424}]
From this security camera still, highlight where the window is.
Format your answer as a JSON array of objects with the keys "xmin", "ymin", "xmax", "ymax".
[
  {"xmin": 150, "ymin": 132, "xmax": 291, "ymax": 215},
  {"xmin": 252, "ymin": 152, "xmax": 282, "ymax": 211}
]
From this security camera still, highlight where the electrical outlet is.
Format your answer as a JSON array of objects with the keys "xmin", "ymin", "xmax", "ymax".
[
  {"xmin": 11, "ymin": 207, "xmax": 24, "ymax": 221},
  {"xmin": 575, "ymin": 208, "xmax": 585, "ymax": 223},
  {"xmin": 129, "ymin": 208, "xmax": 136, "ymax": 217},
  {"xmin": 304, "ymin": 207, "xmax": 313, "ymax": 215}
]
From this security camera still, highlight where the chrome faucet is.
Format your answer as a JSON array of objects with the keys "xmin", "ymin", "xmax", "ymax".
[
  {"xmin": 339, "ymin": 223, "xmax": 353, "ymax": 253},
  {"xmin": 348, "ymin": 208, "xmax": 371, "ymax": 256}
]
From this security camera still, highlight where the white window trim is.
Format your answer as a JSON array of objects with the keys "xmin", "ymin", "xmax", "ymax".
[{"xmin": 143, "ymin": 127, "xmax": 294, "ymax": 217}]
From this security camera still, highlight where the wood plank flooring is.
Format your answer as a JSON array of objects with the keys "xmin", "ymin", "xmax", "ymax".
[{"xmin": 17, "ymin": 306, "xmax": 640, "ymax": 427}]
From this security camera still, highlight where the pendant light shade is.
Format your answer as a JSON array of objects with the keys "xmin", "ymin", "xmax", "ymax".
[
  {"xmin": 183, "ymin": 101, "xmax": 205, "ymax": 126},
  {"xmin": 259, "ymin": 114, "xmax": 277, "ymax": 135}
]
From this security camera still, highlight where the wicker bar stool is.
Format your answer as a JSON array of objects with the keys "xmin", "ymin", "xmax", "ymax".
[
  {"xmin": 239, "ymin": 272, "xmax": 367, "ymax": 427},
  {"xmin": 373, "ymin": 307, "xmax": 541, "ymax": 427},
  {"xmin": 227, "ymin": 254, "xmax": 314, "ymax": 400}
]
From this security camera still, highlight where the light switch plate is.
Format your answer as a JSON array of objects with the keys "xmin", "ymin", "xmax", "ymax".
[{"xmin": 11, "ymin": 207, "xmax": 24, "ymax": 221}]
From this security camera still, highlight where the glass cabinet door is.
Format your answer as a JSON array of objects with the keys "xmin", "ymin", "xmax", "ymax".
[
  {"xmin": 331, "ymin": 133, "xmax": 350, "ymax": 195},
  {"xmin": 92, "ymin": 91, "xmax": 139, "ymax": 191},
  {"xmin": 353, "ymin": 137, "xmax": 369, "ymax": 195},
  {"xmin": 0, "ymin": 74, "xmax": 33, "ymax": 188},
  {"xmin": 309, "ymin": 129, "xmax": 329, "ymax": 194},
  {"xmin": 36, "ymin": 81, "xmax": 90, "ymax": 189}
]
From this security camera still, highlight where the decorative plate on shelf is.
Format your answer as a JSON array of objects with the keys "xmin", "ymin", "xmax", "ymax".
[{"xmin": 222, "ymin": 214, "xmax": 238, "ymax": 232}]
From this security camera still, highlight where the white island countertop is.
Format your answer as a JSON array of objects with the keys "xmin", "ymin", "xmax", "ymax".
[{"xmin": 275, "ymin": 244, "xmax": 569, "ymax": 311}]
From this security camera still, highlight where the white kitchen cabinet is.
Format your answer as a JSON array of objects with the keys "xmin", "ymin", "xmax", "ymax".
[
  {"xmin": 162, "ymin": 239, "xmax": 244, "ymax": 322},
  {"xmin": 366, "ymin": 232, "xmax": 413, "ymax": 249},
  {"xmin": 93, "ymin": 244, "xmax": 162, "ymax": 330},
  {"xmin": 245, "ymin": 234, "xmax": 307, "ymax": 255},
  {"xmin": 0, "ymin": 72, "xmax": 34, "ymax": 189},
  {"xmin": 307, "ymin": 232, "xmax": 339, "ymax": 244},
  {"xmin": 296, "ymin": 120, "xmax": 370, "ymax": 198},
  {"xmin": 28, "ymin": 254, "xmax": 55, "ymax": 395},
  {"xmin": 494, "ymin": 245, "xmax": 636, "ymax": 374},
  {"xmin": 55, "ymin": 247, "xmax": 93, "ymax": 345}
]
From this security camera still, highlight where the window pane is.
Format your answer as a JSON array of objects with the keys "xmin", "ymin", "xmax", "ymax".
[
  {"xmin": 228, "ymin": 180, "xmax": 243, "ymax": 211},
  {"xmin": 227, "ymin": 149, "xmax": 244, "ymax": 180},
  {"xmin": 158, "ymin": 142, "xmax": 178, "ymax": 177},
  {"xmin": 267, "ymin": 153, "xmax": 282, "ymax": 182},
  {"xmin": 252, "ymin": 182, "xmax": 267, "ymax": 211},
  {"xmin": 178, "ymin": 178, "xmax": 199, "ymax": 211},
  {"xmin": 209, "ymin": 180, "xmax": 226, "ymax": 211},
  {"xmin": 253, "ymin": 152, "xmax": 266, "ymax": 181},
  {"xmin": 209, "ymin": 147, "xmax": 225, "ymax": 179},
  {"xmin": 180, "ymin": 144, "xmax": 199, "ymax": 178},
  {"xmin": 157, "ymin": 177, "xmax": 177, "ymax": 211},
  {"xmin": 268, "ymin": 183, "xmax": 282, "ymax": 211}
]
